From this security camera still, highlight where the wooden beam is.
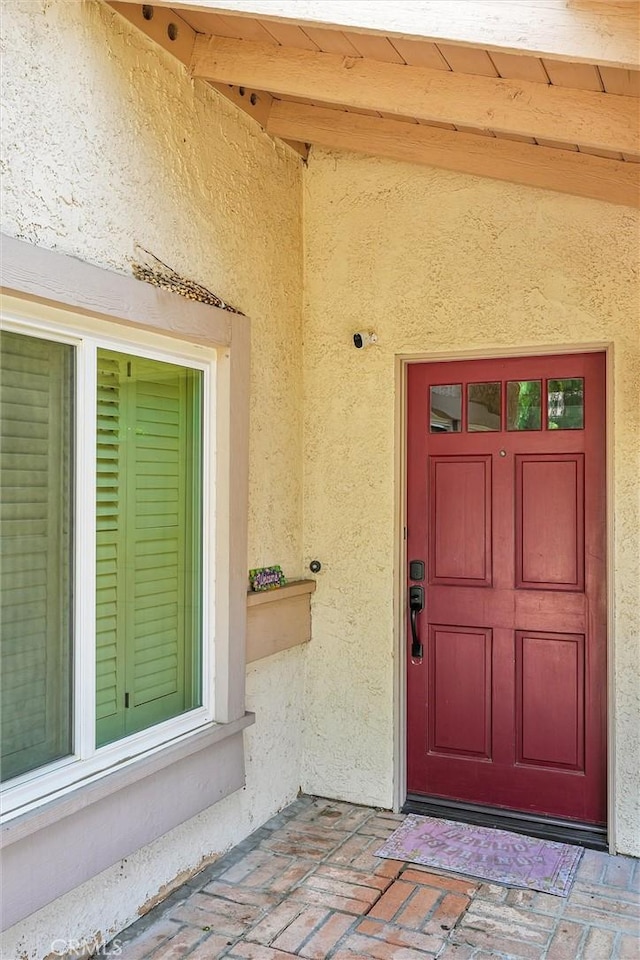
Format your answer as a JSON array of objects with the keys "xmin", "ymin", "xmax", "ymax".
[
  {"xmin": 190, "ymin": 35, "xmax": 640, "ymax": 155},
  {"xmin": 210, "ymin": 81, "xmax": 274, "ymax": 126},
  {"xmin": 137, "ymin": 0, "xmax": 640, "ymax": 70},
  {"xmin": 266, "ymin": 101, "xmax": 640, "ymax": 207},
  {"xmin": 109, "ymin": 1, "xmax": 196, "ymax": 66}
]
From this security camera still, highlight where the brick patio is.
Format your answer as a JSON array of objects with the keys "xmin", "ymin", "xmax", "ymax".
[{"xmin": 112, "ymin": 797, "xmax": 640, "ymax": 960}]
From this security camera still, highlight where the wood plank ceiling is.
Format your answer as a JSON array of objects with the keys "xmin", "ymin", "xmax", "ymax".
[{"xmin": 109, "ymin": 2, "xmax": 640, "ymax": 206}]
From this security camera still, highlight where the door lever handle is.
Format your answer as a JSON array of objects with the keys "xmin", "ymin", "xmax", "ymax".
[{"xmin": 409, "ymin": 585, "xmax": 424, "ymax": 661}]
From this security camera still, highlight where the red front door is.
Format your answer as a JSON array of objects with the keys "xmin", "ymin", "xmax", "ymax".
[{"xmin": 406, "ymin": 354, "xmax": 606, "ymax": 825}]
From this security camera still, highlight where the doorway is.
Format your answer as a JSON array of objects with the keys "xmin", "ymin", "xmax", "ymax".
[{"xmin": 405, "ymin": 353, "xmax": 607, "ymax": 845}]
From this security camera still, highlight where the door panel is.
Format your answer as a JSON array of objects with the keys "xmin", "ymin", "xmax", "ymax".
[
  {"xmin": 516, "ymin": 454, "xmax": 584, "ymax": 590},
  {"xmin": 430, "ymin": 456, "xmax": 492, "ymax": 585},
  {"xmin": 515, "ymin": 631, "xmax": 585, "ymax": 771},
  {"xmin": 407, "ymin": 353, "xmax": 606, "ymax": 825},
  {"xmin": 429, "ymin": 626, "xmax": 492, "ymax": 759}
]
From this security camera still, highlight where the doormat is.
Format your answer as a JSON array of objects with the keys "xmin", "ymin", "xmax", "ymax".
[{"xmin": 374, "ymin": 815, "xmax": 583, "ymax": 897}]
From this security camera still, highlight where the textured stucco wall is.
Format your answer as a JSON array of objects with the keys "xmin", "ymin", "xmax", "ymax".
[
  {"xmin": 1, "ymin": 0, "xmax": 304, "ymax": 573},
  {"xmin": 301, "ymin": 150, "xmax": 640, "ymax": 854},
  {"xmin": 1, "ymin": 2, "xmax": 304, "ymax": 957}
]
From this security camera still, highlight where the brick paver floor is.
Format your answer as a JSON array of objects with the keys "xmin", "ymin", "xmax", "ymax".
[{"xmin": 112, "ymin": 797, "xmax": 639, "ymax": 960}]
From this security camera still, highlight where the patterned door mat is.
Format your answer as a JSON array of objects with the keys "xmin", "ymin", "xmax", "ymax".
[{"xmin": 375, "ymin": 815, "xmax": 584, "ymax": 896}]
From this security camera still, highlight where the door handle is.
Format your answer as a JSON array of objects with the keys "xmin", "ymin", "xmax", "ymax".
[{"xmin": 409, "ymin": 585, "xmax": 424, "ymax": 661}]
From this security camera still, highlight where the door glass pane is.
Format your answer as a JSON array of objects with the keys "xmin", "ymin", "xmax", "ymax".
[
  {"xmin": 0, "ymin": 331, "xmax": 74, "ymax": 781},
  {"xmin": 430, "ymin": 384, "xmax": 462, "ymax": 433},
  {"xmin": 547, "ymin": 378, "xmax": 584, "ymax": 430},
  {"xmin": 468, "ymin": 382, "xmax": 501, "ymax": 432},
  {"xmin": 507, "ymin": 380, "xmax": 542, "ymax": 431},
  {"xmin": 96, "ymin": 350, "xmax": 203, "ymax": 747}
]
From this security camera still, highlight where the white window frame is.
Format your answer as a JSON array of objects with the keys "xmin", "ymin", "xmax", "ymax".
[{"xmin": 1, "ymin": 301, "xmax": 219, "ymax": 817}]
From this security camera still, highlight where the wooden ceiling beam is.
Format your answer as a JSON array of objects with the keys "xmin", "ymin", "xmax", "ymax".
[
  {"xmin": 266, "ymin": 100, "xmax": 640, "ymax": 208},
  {"xmin": 209, "ymin": 82, "xmax": 273, "ymax": 126},
  {"xmin": 109, "ymin": 1, "xmax": 196, "ymax": 65},
  {"xmin": 190, "ymin": 35, "xmax": 640, "ymax": 155},
  {"xmin": 137, "ymin": 0, "xmax": 640, "ymax": 70}
]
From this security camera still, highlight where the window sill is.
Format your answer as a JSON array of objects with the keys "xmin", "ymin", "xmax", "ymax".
[
  {"xmin": 1, "ymin": 713, "xmax": 254, "ymax": 930},
  {"xmin": 246, "ymin": 579, "xmax": 316, "ymax": 663}
]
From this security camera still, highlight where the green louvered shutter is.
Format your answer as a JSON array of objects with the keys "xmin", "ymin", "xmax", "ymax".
[
  {"xmin": 0, "ymin": 331, "xmax": 73, "ymax": 780},
  {"xmin": 96, "ymin": 351, "xmax": 202, "ymax": 747},
  {"xmin": 95, "ymin": 352, "xmax": 127, "ymax": 745}
]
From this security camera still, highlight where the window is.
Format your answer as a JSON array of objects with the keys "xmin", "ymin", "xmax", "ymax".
[
  {"xmin": 507, "ymin": 380, "xmax": 542, "ymax": 431},
  {"xmin": 430, "ymin": 384, "xmax": 462, "ymax": 432},
  {"xmin": 1, "ymin": 314, "xmax": 215, "ymax": 813},
  {"xmin": 1, "ymin": 240, "xmax": 250, "ymax": 925},
  {"xmin": 547, "ymin": 378, "xmax": 584, "ymax": 430},
  {"xmin": 95, "ymin": 349, "xmax": 203, "ymax": 747},
  {"xmin": 1, "ymin": 332, "xmax": 74, "ymax": 780},
  {"xmin": 429, "ymin": 378, "xmax": 586, "ymax": 434}
]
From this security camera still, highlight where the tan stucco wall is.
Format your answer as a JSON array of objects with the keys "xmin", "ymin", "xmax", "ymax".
[
  {"xmin": 301, "ymin": 150, "xmax": 640, "ymax": 855},
  {"xmin": 1, "ymin": 1, "xmax": 304, "ymax": 575},
  {"xmin": 1, "ymin": 2, "xmax": 304, "ymax": 956}
]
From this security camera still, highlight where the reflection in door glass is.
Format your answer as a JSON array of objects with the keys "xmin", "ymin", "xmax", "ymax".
[
  {"xmin": 430, "ymin": 384, "xmax": 462, "ymax": 433},
  {"xmin": 548, "ymin": 378, "xmax": 584, "ymax": 429},
  {"xmin": 507, "ymin": 380, "xmax": 542, "ymax": 431},
  {"xmin": 468, "ymin": 382, "xmax": 501, "ymax": 432}
]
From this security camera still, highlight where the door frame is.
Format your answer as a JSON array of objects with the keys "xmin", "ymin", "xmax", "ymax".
[{"xmin": 392, "ymin": 341, "xmax": 616, "ymax": 852}]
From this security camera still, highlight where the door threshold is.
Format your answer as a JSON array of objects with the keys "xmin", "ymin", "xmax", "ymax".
[{"xmin": 403, "ymin": 794, "xmax": 607, "ymax": 850}]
